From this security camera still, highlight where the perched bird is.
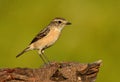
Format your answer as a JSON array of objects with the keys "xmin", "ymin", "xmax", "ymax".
[{"xmin": 16, "ymin": 17, "xmax": 71, "ymax": 64}]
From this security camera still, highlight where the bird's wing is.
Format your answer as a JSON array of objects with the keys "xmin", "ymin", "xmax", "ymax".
[{"xmin": 30, "ymin": 27, "xmax": 50, "ymax": 44}]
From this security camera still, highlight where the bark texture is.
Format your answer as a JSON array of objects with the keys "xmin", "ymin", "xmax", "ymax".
[{"xmin": 0, "ymin": 60, "xmax": 102, "ymax": 82}]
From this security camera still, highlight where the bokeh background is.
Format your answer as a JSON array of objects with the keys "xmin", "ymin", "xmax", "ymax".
[{"xmin": 0, "ymin": 0, "xmax": 120, "ymax": 82}]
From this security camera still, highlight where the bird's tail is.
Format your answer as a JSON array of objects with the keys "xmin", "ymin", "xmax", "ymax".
[{"xmin": 16, "ymin": 47, "xmax": 30, "ymax": 58}]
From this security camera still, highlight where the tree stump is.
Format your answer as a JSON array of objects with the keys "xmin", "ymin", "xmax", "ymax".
[{"xmin": 0, "ymin": 60, "xmax": 102, "ymax": 82}]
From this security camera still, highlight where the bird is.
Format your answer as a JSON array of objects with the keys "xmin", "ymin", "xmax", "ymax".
[{"xmin": 16, "ymin": 17, "xmax": 71, "ymax": 64}]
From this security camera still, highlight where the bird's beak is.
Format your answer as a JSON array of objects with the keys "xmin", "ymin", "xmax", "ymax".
[{"xmin": 66, "ymin": 22, "xmax": 71, "ymax": 25}]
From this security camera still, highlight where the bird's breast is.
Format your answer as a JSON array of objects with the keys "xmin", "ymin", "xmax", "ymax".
[{"xmin": 32, "ymin": 28, "xmax": 61, "ymax": 50}]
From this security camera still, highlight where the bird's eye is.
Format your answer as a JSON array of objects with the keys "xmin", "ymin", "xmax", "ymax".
[{"xmin": 58, "ymin": 21, "xmax": 62, "ymax": 24}]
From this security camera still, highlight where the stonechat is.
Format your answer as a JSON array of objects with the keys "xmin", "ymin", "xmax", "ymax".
[{"xmin": 16, "ymin": 17, "xmax": 71, "ymax": 64}]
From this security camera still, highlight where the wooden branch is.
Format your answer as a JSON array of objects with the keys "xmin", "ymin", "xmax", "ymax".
[{"xmin": 0, "ymin": 60, "xmax": 102, "ymax": 82}]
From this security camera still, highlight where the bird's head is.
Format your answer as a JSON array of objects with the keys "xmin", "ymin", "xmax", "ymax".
[{"xmin": 50, "ymin": 17, "xmax": 71, "ymax": 30}]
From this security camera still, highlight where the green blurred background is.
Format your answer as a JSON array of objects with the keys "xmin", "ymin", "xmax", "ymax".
[{"xmin": 0, "ymin": 0, "xmax": 120, "ymax": 82}]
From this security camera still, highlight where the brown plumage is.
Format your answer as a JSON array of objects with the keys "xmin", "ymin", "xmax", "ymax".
[{"xmin": 16, "ymin": 17, "xmax": 71, "ymax": 64}]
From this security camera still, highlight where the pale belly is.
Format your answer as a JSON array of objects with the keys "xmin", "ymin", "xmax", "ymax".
[{"xmin": 31, "ymin": 28, "xmax": 61, "ymax": 50}]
